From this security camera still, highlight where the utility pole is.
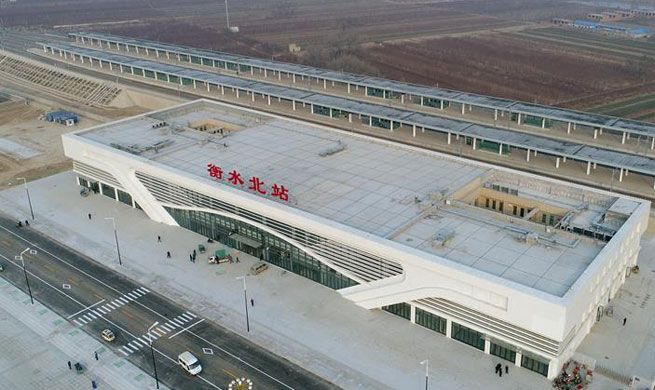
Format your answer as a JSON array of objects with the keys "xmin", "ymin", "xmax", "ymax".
[
  {"xmin": 104, "ymin": 217, "xmax": 122, "ymax": 266},
  {"xmin": 16, "ymin": 177, "xmax": 34, "ymax": 220},
  {"xmin": 16, "ymin": 247, "xmax": 37, "ymax": 304},
  {"xmin": 148, "ymin": 322, "xmax": 160, "ymax": 389},
  {"xmin": 420, "ymin": 360, "xmax": 429, "ymax": 390},
  {"xmin": 236, "ymin": 275, "xmax": 250, "ymax": 332},
  {"xmin": 224, "ymin": 0, "xmax": 230, "ymax": 28}
]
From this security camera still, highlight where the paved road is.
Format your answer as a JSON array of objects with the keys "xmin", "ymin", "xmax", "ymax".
[{"xmin": 0, "ymin": 212, "xmax": 341, "ymax": 390}]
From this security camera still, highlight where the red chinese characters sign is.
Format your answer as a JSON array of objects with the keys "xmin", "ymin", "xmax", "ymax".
[{"xmin": 207, "ymin": 163, "xmax": 289, "ymax": 202}]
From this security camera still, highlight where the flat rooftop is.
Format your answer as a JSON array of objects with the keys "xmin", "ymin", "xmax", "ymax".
[{"xmin": 74, "ymin": 100, "xmax": 639, "ymax": 297}]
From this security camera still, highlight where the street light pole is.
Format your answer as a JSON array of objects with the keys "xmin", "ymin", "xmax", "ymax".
[
  {"xmin": 17, "ymin": 247, "xmax": 35, "ymax": 304},
  {"xmin": 420, "ymin": 359, "xmax": 429, "ymax": 390},
  {"xmin": 104, "ymin": 217, "xmax": 122, "ymax": 266},
  {"xmin": 236, "ymin": 276, "xmax": 250, "ymax": 332},
  {"xmin": 16, "ymin": 177, "xmax": 34, "ymax": 220},
  {"xmin": 148, "ymin": 321, "xmax": 160, "ymax": 389}
]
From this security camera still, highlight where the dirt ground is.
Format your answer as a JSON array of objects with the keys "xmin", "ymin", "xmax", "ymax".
[{"xmin": 0, "ymin": 102, "xmax": 102, "ymax": 190}]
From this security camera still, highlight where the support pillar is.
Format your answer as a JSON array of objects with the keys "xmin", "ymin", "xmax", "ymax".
[
  {"xmin": 446, "ymin": 319, "xmax": 452, "ymax": 338},
  {"xmin": 410, "ymin": 305, "xmax": 416, "ymax": 324},
  {"xmin": 593, "ymin": 162, "xmax": 597, "ymax": 169},
  {"xmin": 594, "ymin": 129, "xmax": 598, "ymax": 139},
  {"xmin": 494, "ymin": 109, "xmax": 498, "ymax": 121},
  {"xmin": 622, "ymin": 132, "xmax": 626, "ymax": 144},
  {"xmin": 499, "ymin": 144, "xmax": 504, "ymax": 155},
  {"xmin": 390, "ymin": 120, "xmax": 394, "ymax": 132},
  {"xmin": 542, "ymin": 118, "xmax": 546, "ymax": 129},
  {"xmin": 619, "ymin": 168, "xmax": 624, "ymax": 182},
  {"xmin": 347, "ymin": 83, "xmax": 351, "ymax": 93},
  {"xmin": 472, "ymin": 138, "xmax": 477, "ymax": 150},
  {"xmin": 440, "ymin": 100, "xmax": 444, "ymax": 110},
  {"xmin": 348, "ymin": 113, "xmax": 352, "ymax": 123},
  {"xmin": 369, "ymin": 116, "xmax": 373, "ymax": 127},
  {"xmin": 651, "ymin": 137, "xmax": 654, "ymax": 150},
  {"xmin": 484, "ymin": 337, "xmax": 491, "ymax": 354},
  {"xmin": 517, "ymin": 113, "xmax": 522, "ymax": 125},
  {"xmin": 567, "ymin": 122, "xmax": 571, "ymax": 134},
  {"xmin": 420, "ymin": 96, "xmax": 424, "ymax": 106},
  {"xmin": 563, "ymin": 156, "xmax": 567, "ymax": 162},
  {"xmin": 461, "ymin": 103, "xmax": 465, "ymax": 115},
  {"xmin": 515, "ymin": 350, "xmax": 522, "ymax": 367},
  {"xmin": 278, "ymin": 72, "xmax": 282, "ymax": 81},
  {"xmin": 251, "ymin": 91, "xmax": 255, "ymax": 102},
  {"xmin": 221, "ymin": 85, "xmax": 225, "ymax": 95},
  {"xmin": 267, "ymin": 95, "xmax": 271, "ymax": 105},
  {"xmin": 401, "ymin": 95, "xmax": 405, "ymax": 104},
  {"xmin": 586, "ymin": 161, "xmax": 591, "ymax": 175},
  {"xmin": 323, "ymin": 79, "xmax": 327, "ymax": 89},
  {"xmin": 207, "ymin": 83, "xmax": 210, "ymax": 92},
  {"xmin": 236, "ymin": 89, "xmax": 240, "ymax": 99},
  {"xmin": 293, "ymin": 74, "xmax": 296, "ymax": 83},
  {"xmin": 251, "ymin": 67, "xmax": 254, "ymax": 76},
  {"xmin": 447, "ymin": 133, "xmax": 451, "ymax": 145},
  {"xmin": 264, "ymin": 68, "xmax": 267, "ymax": 77},
  {"xmin": 526, "ymin": 149, "xmax": 530, "ymax": 162},
  {"xmin": 556, "ymin": 157, "xmax": 560, "ymax": 168},
  {"xmin": 193, "ymin": 80, "xmax": 197, "ymax": 89},
  {"xmin": 413, "ymin": 125, "xmax": 416, "ymax": 137},
  {"xmin": 292, "ymin": 100, "xmax": 296, "ymax": 111}
]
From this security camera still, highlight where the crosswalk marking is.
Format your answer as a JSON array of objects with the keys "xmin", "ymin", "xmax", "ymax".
[
  {"xmin": 73, "ymin": 287, "xmax": 150, "ymax": 327},
  {"xmin": 81, "ymin": 314, "xmax": 92, "ymax": 322},
  {"xmin": 172, "ymin": 318, "xmax": 185, "ymax": 326},
  {"xmin": 132, "ymin": 290, "xmax": 144, "ymax": 297},
  {"xmin": 118, "ymin": 297, "xmax": 129, "ymax": 304},
  {"xmin": 156, "ymin": 327, "xmax": 168, "ymax": 335},
  {"xmin": 140, "ymin": 287, "xmax": 150, "ymax": 293},
  {"xmin": 73, "ymin": 319, "xmax": 83, "ymax": 326},
  {"xmin": 181, "ymin": 313, "xmax": 193, "ymax": 321},
  {"xmin": 151, "ymin": 329, "xmax": 162, "ymax": 337},
  {"xmin": 123, "ymin": 295, "xmax": 134, "ymax": 302},
  {"xmin": 131, "ymin": 340, "xmax": 142, "ymax": 348},
  {"xmin": 119, "ymin": 349, "xmax": 129, "ymax": 356},
  {"xmin": 185, "ymin": 311, "xmax": 196, "ymax": 318},
  {"xmin": 117, "ymin": 310, "xmax": 199, "ymax": 357},
  {"xmin": 87, "ymin": 312, "xmax": 98, "ymax": 319},
  {"xmin": 123, "ymin": 345, "xmax": 133, "ymax": 353},
  {"xmin": 96, "ymin": 307, "xmax": 107, "ymax": 314},
  {"xmin": 127, "ymin": 292, "xmax": 138, "ymax": 299}
]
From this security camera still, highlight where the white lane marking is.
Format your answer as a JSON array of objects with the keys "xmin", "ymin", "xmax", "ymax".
[
  {"xmin": 185, "ymin": 311, "xmax": 196, "ymax": 318},
  {"xmin": 180, "ymin": 313, "xmax": 194, "ymax": 321},
  {"xmin": 130, "ymin": 340, "xmax": 142, "ymax": 348},
  {"xmin": 119, "ymin": 349, "xmax": 129, "ymax": 356},
  {"xmin": 139, "ymin": 287, "xmax": 150, "ymax": 293},
  {"xmin": 96, "ymin": 307, "xmax": 107, "ymax": 314},
  {"xmin": 161, "ymin": 323, "xmax": 175, "ymax": 331},
  {"xmin": 73, "ymin": 319, "xmax": 83, "ymax": 326},
  {"xmin": 123, "ymin": 295, "xmax": 134, "ymax": 301},
  {"xmin": 168, "ymin": 319, "xmax": 205, "ymax": 339},
  {"xmin": 101, "ymin": 305, "xmax": 112, "ymax": 312},
  {"xmin": 155, "ymin": 327, "xmax": 168, "ymax": 335},
  {"xmin": 151, "ymin": 328, "xmax": 162, "ymax": 337},
  {"xmin": 112, "ymin": 300, "xmax": 123, "ymax": 307},
  {"xmin": 0, "ymin": 236, "xmax": 227, "ymax": 388},
  {"xmin": 122, "ymin": 345, "xmax": 133, "ymax": 353},
  {"xmin": 131, "ymin": 290, "xmax": 143, "ymax": 297},
  {"xmin": 87, "ymin": 312, "xmax": 97, "ymax": 320},
  {"xmin": 118, "ymin": 297, "xmax": 129, "ymax": 304},
  {"xmin": 67, "ymin": 299, "xmax": 105, "ymax": 318},
  {"xmin": 172, "ymin": 318, "xmax": 185, "ymax": 326},
  {"xmin": 81, "ymin": 314, "xmax": 92, "ymax": 322},
  {"xmin": 92, "ymin": 310, "xmax": 103, "ymax": 317},
  {"xmin": 141, "ymin": 336, "xmax": 152, "ymax": 345},
  {"xmin": 127, "ymin": 292, "xmax": 138, "ymax": 299}
]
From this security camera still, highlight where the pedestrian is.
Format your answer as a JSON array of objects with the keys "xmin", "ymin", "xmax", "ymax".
[
  {"xmin": 167, "ymin": 251, "xmax": 171, "ymax": 258},
  {"xmin": 157, "ymin": 235, "xmax": 161, "ymax": 242},
  {"xmin": 250, "ymin": 298, "xmax": 254, "ymax": 307},
  {"xmin": 189, "ymin": 254, "xmax": 193, "ymax": 262},
  {"xmin": 192, "ymin": 256, "xmax": 195, "ymax": 263},
  {"xmin": 88, "ymin": 213, "xmax": 92, "ymax": 220},
  {"xmin": 499, "ymin": 369, "xmax": 502, "ymax": 377},
  {"xmin": 236, "ymin": 256, "xmax": 240, "ymax": 263},
  {"xmin": 193, "ymin": 249, "xmax": 196, "ymax": 257},
  {"xmin": 68, "ymin": 360, "xmax": 72, "ymax": 370},
  {"xmin": 505, "ymin": 365, "xmax": 508, "ymax": 374},
  {"xmin": 94, "ymin": 351, "xmax": 98, "ymax": 361},
  {"xmin": 25, "ymin": 220, "xmax": 29, "ymax": 226},
  {"xmin": 495, "ymin": 363, "xmax": 501, "ymax": 374},
  {"xmin": 623, "ymin": 317, "xmax": 627, "ymax": 326}
]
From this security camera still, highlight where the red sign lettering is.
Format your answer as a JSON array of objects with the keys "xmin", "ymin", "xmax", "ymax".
[
  {"xmin": 227, "ymin": 169, "xmax": 244, "ymax": 186},
  {"xmin": 248, "ymin": 176, "xmax": 266, "ymax": 195}
]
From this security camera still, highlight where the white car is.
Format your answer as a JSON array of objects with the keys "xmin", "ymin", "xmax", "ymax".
[
  {"xmin": 101, "ymin": 329, "xmax": 115, "ymax": 342},
  {"xmin": 178, "ymin": 351, "xmax": 202, "ymax": 375}
]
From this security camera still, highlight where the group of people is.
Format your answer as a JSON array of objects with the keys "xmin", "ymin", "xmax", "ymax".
[
  {"xmin": 15, "ymin": 220, "xmax": 29, "ymax": 228},
  {"xmin": 495, "ymin": 363, "xmax": 508, "ymax": 377}
]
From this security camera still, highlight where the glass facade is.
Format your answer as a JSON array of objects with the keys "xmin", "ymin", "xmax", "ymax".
[
  {"xmin": 451, "ymin": 322, "xmax": 485, "ymax": 351},
  {"xmin": 382, "ymin": 303, "xmax": 411, "ymax": 320},
  {"xmin": 521, "ymin": 353, "xmax": 549, "ymax": 377},
  {"xmin": 415, "ymin": 307, "xmax": 447, "ymax": 335},
  {"xmin": 164, "ymin": 207, "xmax": 357, "ymax": 290},
  {"xmin": 490, "ymin": 339, "xmax": 516, "ymax": 363},
  {"xmin": 101, "ymin": 183, "xmax": 116, "ymax": 199},
  {"xmin": 117, "ymin": 189, "xmax": 133, "ymax": 206}
]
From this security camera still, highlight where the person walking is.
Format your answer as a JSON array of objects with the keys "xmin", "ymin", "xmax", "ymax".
[
  {"xmin": 167, "ymin": 251, "xmax": 171, "ymax": 259},
  {"xmin": 94, "ymin": 351, "xmax": 98, "ymax": 361},
  {"xmin": 88, "ymin": 213, "xmax": 92, "ymax": 220},
  {"xmin": 250, "ymin": 298, "xmax": 254, "ymax": 307},
  {"xmin": 623, "ymin": 317, "xmax": 627, "ymax": 326},
  {"xmin": 157, "ymin": 235, "xmax": 161, "ymax": 242},
  {"xmin": 189, "ymin": 254, "xmax": 193, "ymax": 262},
  {"xmin": 505, "ymin": 365, "xmax": 509, "ymax": 374},
  {"xmin": 68, "ymin": 361, "xmax": 72, "ymax": 370},
  {"xmin": 236, "ymin": 256, "xmax": 240, "ymax": 263},
  {"xmin": 495, "ymin": 363, "xmax": 501, "ymax": 374},
  {"xmin": 25, "ymin": 220, "xmax": 29, "ymax": 226},
  {"xmin": 193, "ymin": 249, "xmax": 196, "ymax": 257}
]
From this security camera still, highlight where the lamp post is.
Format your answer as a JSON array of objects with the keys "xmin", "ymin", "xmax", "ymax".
[
  {"xmin": 14, "ymin": 177, "xmax": 34, "ymax": 220},
  {"xmin": 148, "ymin": 321, "xmax": 160, "ymax": 389},
  {"xmin": 236, "ymin": 276, "xmax": 250, "ymax": 332},
  {"xmin": 16, "ymin": 247, "xmax": 36, "ymax": 304},
  {"xmin": 104, "ymin": 217, "xmax": 122, "ymax": 266},
  {"xmin": 420, "ymin": 359, "xmax": 429, "ymax": 390}
]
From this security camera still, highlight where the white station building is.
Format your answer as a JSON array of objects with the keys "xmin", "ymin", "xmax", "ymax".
[{"xmin": 62, "ymin": 99, "xmax": 649, "ymax": 379}]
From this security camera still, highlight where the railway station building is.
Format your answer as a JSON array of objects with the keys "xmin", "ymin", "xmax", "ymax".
[{"xmin": 62, "ymin": 99, "xmax": 649, "ymax": 379}]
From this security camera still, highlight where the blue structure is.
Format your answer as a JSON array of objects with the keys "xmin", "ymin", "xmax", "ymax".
[
  {"xmin": 572, "ymin": 20, "xmax": 650, "ymax": 37},
  {"xmin": 45, "ymin": 110, "xmax": 79, "ymax": 125}
]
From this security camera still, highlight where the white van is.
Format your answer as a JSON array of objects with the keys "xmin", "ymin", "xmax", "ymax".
[
  {"xmin": 178, "ymin": 351, "xmax": 202, "ymax": 375},
  {"xmin": 250, "ymin": 261, "xmax": 269, "ymax": 275}
]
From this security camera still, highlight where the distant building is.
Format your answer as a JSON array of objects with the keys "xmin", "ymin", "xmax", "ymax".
[
  {"xmin": 551, "ymin": 18, "xmax": 572, "ymax": 25},
  {"xmin": 44, "ymin": 110, "xmax": 79, "ymax": 126},
  {"xmin": 631, "ymin": 8, "xmax": 655, "ymax": 17},
  {"xmin": 572, "ymin": 20, "xmax": 650, "ymax": 38}
]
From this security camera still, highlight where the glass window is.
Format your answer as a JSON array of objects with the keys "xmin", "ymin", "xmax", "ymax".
[
  {"xmin": 521, "ymin": 354, "xmax": 549, "ymax": 377},
  {"xmin": 117, "ymin": 189, "xmax": 133, "ymax": 206},
  {"xmin": 415, "ymin": 308, "xmax": 446, "ymax": 335},
  {"xmin": 490, "ymin": 341, "xmax": 516, "ymax": 363},
  {"xmin": 101, "ymin": 183, "xmax": 116, "ymax": 200},
  {"xmin": 451, "ymin": 322, "xmax": 485, "ymax": 351},
  {"xmin": 382, "ymin": 303, "xmax": 411, "ymax": 320}
]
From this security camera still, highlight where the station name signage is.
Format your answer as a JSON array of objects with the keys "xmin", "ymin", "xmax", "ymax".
[{"xmin": 207, "ymin": 163, "xmax": 289, "ymax": 202}]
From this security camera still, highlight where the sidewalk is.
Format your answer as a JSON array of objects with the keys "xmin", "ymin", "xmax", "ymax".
[
  {"xmin": 0, "ymin": 276, "xmax": 166, "ymax": 390},
  {"xmin": 1, "ymin": 171, "xmax": 554, "ymax": 390}
]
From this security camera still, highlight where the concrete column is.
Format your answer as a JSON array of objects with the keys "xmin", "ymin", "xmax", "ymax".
[
  {"xmin": 401, "ymin": 95, "xmax": 405, "ymax": 104},
  {"xmin": 145, "ymin": 48, "xmax": 149, "ymax": 56},
  {"xmin": 586, "ymin": 161, "xmax": 591, "ymax": 175},
  {"xmin": 251, "ymin": 91, "xmax": 255, "ymax": 102},
  {"xmin": 156, "ymin": 50, "xmax": 159, "ymax": 58},
  {"xmin": 347, "ymin": 83, "xmax": 351, "ymax": 93},
  {"xmin": 264, "ymin": 68, "xmax": 267, "ymax": 77},
  {"xmin": 499, "ymin": 144, "xmax": 504, "ymax": 155},
  {"xmin": 193, "ymin": 80, "xmax": 197, "ymax": 89},
  {"xmin": 267, "ymin": 95, "xmax": 271, "ymax": 105},
  {"xmin": 627, "ymin": 133, "xmax": 630, "ymax": 140},
  {"xmin": 323, "ymin": 79, "xmax": 327, "ymax": 89},
  {"xmin": 329, "ymin": 108, "xmax": 333, "ymax": 118},
  {"xmin": 331, "ymin": 80, "xmax": 335, "ymax": 87},
  {"xmin": 311, "ymin": 104, "xmax": 314, "ymax": 114},
  {"xmin": 440, "ymin": 100, "xmax": 444, "ymax": 110},
  {"xmin": 461, "ymin": 103, "xmax": 465, "ymax": 115},
  {"xmin": 447, "ymin": 133, "xmax": 451, "ymax": 145},
  {"xmin": 494, "ymin": 109, "xmax": 498, "ymax": 121},
  {"xmin": 556, "ymin": 157, "xmax": 560, "ymax": 168},
  {"xmin": 236, "ymin": 89, "xmax": 240, "ymax": 98},
  {"xmin": 108, "ymin": 62, "xmax": 112, "ymax": 70},
  {"xmin": 622, "ymin": 132, "xmax": 626, "ymax": 144},
  {"xmin": 421, "ymin": 127, "xmax": 424, "ymax": 133},
  {"xmin": 534, "ymin": 150, "xmax": 537, "ymax": 156},
  {"xmin": 221, "ymin": 85, "xmax": 225, "ymax": 95},
  {"xmin": 599, "ymin": 128, "xmax": 603, "ymax": 135},
  {"xmin": 593, "ymin": 162, "xmax": 597, "ymax": 169},
  {"xmin": 420, "ymin": 96, "xmax": 424, "ymax": 106},
  {"xmin": 207, "ymin": 83, "xmax": 210, "ymax": 92},
  {"xmin": 625, "ymin": 169, "xmax": 629, "ymax": 177},
  {"xmin": 515, "ymin": 350, "xmax": 522, "ymax": 367},
  {"xmin": 136, "ymin": 46, "xmax": 140, "ymax": 54},
  {"xmin": 390, "ymin": 120, "xmax": 394, "ymax": 132},
  {"xmin": 278, "ymin": 72, "xmax": 282, "ymax": 81},
  {"xmin": 166, "ymin": 51, "xmax": 169, "ymax": 59},
  {"xmin": 251, "ymin": 67, "xmax": 254, "ymax": 75},
  {"xmin": 349, "ymin": 113, "xmax": 352, "ymax": 123},
  {"xmin": 410, "ymin": 304, "xmax": 416, "ymax": 324},
  {"xmin": 594, "ymin": 129, "xmax": 598, "ymax": 139},
  {"xmin": 619, "ymin": 168, "xmax": 624, "ymax": 182},
  {"xmin": 445, "ymin": 319, "xmax": 452, "ymax": 338},
  {"xmin": 542, "ymin": 118, "xmax": 546, "ymax": 129},
  {"xmin": 119, "ymin": 65, "xmax": 123, "ymax": 73},
  {"xmin": 567, "ymin": 122, "xmax": 571, "ymax": 134},
  {"xmin": 526, "ymin": 149, "xmax": 530, "ymax": 162},
  {"xmin": 292, "ymin": 100, "xmax": 296, "ymax": 111},
  {"xmin": 292, "ymin": 74, "xmax": 296, "ymax": 83},
  {"xmin": 651, "ymin": 137, "xmax": 655, "ymax": 150},
  {"xmin": 369, "ymin": 116, "xmax": 373, "ymax": 127},
  {"xmin": 563, "ymin": 156, "xmax": 567, "ymax": 162},
  {"xmin": 413, "ymin": 125, "xmax": 416, "ymax": 137},
  {"xmin": 484, "ymin": 337, "xmax": 491, "ymax": 354},
  {"xmin": 472, "ymin": 138, "xmax": 477, "ymax": 150},
  {"xmin": 517, "ymin": 113, "xmax": 522, "ymax": 125}
]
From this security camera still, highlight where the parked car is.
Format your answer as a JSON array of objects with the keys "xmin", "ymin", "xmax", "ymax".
[
  {"xmin": 250, "ymin": 261, "xmax": 269, "ymax": 275},
  {"xmin": 101, "ymin": 328, "xmax": 115, "ymax": 342},
  {"xmin": 0, "ymin": 264, "xmax": 5, "ymax": 272},
  {"xmin": 178, "ymin": 351, "xmax": 202, "ymax": 375}
]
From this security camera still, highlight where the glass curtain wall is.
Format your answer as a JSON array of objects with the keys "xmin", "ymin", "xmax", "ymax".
[{"xmin": 165, "ymin": 207, "xmax": 357, "ymax": 290}]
